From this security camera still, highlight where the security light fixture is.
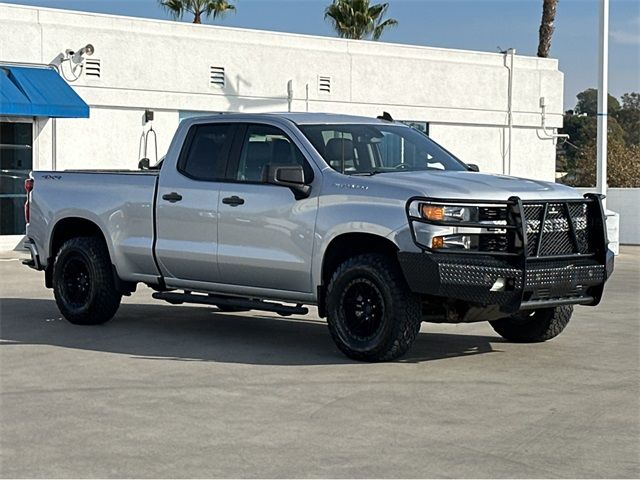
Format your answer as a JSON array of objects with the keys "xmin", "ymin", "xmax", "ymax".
[
  {"xmin": 49, "ymin": 43, "xmax": 95, "ymax": 82},
  {"xmin": 69, "ymin": 44, "xmax": 95, "ymax": 64}
]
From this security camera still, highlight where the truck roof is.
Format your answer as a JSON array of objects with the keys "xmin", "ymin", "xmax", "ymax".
[{"xmin": 183, "ymin": 112, "xmax": 390, "ymax": 126}]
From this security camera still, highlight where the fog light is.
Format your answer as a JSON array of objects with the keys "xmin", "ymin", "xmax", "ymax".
[
  {"xmin": 431, "ymin": 234, "xmax": 475, "ymax": 250},
  {"xmin": 432, "ymin": 236, "xmax": 445, "ymax": 249},
  {"xmin": 490, "ymin": 278, "xmax": 506, "ymax": 292}
]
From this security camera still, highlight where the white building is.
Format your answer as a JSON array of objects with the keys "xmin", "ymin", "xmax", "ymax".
[{"xmin": 0, "ymin": 2, "xmax": 565, "ymax": 249}]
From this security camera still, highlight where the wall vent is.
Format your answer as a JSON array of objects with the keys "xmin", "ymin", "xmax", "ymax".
[
  {"xmin": 318, "ymin": 76, "xmax": 331, "ymax": 94},
  {"xmin": 84, "ymin": 59, "xmax": 101, "ymax": 78},
  {"xmin": 210, "ymin": 66, "xmax": 225, "ymax": 88}
]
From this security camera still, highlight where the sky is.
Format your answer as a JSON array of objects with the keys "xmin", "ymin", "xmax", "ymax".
[{"xmin": 3, "ymin": 0, "xmax": 639, "ymax": 109}]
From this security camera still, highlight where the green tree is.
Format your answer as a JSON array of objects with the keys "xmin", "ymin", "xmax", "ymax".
[
  {"xmin": 617, "ymin": 93, "xmax": 640, "ymax": 147},
  {"xmin": 325, "ymin": 0, "xmax": 398, "ymax": 41},
  {"xmin": 566, "ymin": 141, "xmax": 640, "ymax": 188},
  {"xmin": 574, "ymin": 88, "xmax": 620, "ymax": 116},
  {"xmin": 159, "ymin": 0, "xmax": 235, "ymax": 24},
  {"xmin": 559, "ymin": 113, "xmax": 625, "ymax": 178},
  {"xmin": 559, "ymin": 88, "xmax": 640, "ymax": 187},
  {"xmin": 620, "ymin": 92, "xmax": 640, "ymax": 110},
  {"xmin": 537, "ymin": 0, "xmax": 558, "ymax": 58}
]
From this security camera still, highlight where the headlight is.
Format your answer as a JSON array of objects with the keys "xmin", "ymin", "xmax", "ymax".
[
  {"xmin": 421, "ymin": 203, "xmax": 477, "ymax": 223},
  {"xmin": 408, "ymin": 199, "xmax": 511, "ymax": 252}
]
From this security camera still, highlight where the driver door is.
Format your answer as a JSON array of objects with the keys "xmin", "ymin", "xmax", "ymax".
[{"xmin": 217, "ymin": 123, "xmax": 318, "ymax": 293}]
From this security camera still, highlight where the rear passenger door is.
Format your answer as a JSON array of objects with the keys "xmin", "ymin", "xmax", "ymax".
[
  {"xmin": 155, "ymin": 122, "xmax": 237, "ymax": 284},
  {"xmin": 217, "ymin": 123, "xmax": 318, "ymax": 293}
]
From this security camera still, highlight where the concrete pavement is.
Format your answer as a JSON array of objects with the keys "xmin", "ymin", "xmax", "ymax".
[{"xmin": 1, "ymin": 248, "xmax": 639, "ymax": 478}]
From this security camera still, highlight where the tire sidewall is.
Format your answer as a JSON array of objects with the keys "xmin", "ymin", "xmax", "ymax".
[
  {"xmin": 327, "ymin": 261, "xmax": 398, "ymax": 355},
  {"xmin": 490, "ymin": 306, "xmax": 573, "ymax": 342},
  {"xmin": 53, "ymin": 240, "xmax": 100, "ymax": 318}
]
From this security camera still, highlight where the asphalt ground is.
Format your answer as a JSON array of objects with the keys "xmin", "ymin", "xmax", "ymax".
[{"xmin": 1, "ymin": 247, "xmax": 639, "ymax": 478}]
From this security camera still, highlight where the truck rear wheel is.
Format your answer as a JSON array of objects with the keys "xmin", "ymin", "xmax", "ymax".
[
  {"xmin": 489, "ymin": 306, "xmax": 573, "ymax": 343},
  {"xmin": 326, "ymin": 254, "xmax": 422, "ymax": 362},
  {"xmin": 53, "ymin": 236, "xmax": 122, "ymax": 325}
]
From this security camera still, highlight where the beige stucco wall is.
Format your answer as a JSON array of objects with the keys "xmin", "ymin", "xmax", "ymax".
[{"xmin": 0, "ymin": 2, "xmax": 565, "ymax": 179}]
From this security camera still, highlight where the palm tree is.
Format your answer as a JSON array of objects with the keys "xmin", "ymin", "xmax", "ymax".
[
  {"xmin": 159, "ymin": 0, "xmax": 236, "ymax": 24},
  {"xmin": 537, "ymin": 0, "xmax": 558, "ymax": 57},
  {"xmin": 325, "ymin": 0, "xmax": 398, "ymax": 41}
]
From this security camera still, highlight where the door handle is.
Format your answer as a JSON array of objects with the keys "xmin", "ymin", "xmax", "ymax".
[
  {"xmin": 222, "ymin": 195, "xmax": 245, "ymax": 206},
  {"xmin": 162, "ymin": 192, "xmax": 183, "ymax": 203}
]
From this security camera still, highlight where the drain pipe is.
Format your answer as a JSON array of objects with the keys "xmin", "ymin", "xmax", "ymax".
[
  {"xmin": 502, "ymin": 48, "xmax": 516, "ymax": 175},
  {"xmin": 538, "ymin": 97, "xmax": 569, "ymax": 141},
  {"xmin": 287, "ymin": 80, "xmax": 294, "ymax": 112}
]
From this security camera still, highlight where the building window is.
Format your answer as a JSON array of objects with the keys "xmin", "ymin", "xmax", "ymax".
[{"xmin": 0, "ymin": 121, "xmax": 32, "ymax": 235}]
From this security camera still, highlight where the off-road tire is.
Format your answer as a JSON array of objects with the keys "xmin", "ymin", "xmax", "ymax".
[
  {"xmin": 489, "ymin": 306, "xmax": 573, "ymax": 343},
  {"xmin": 326, "ymin": 253, "xmax": 422, "ymax": 362},
  {"xmin": 53, "ymin": 236, "xmax": 122, "ymax": 325}
]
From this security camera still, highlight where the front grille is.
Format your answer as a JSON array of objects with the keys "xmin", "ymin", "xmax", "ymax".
[
  {"xmin": 523, "ymin": 201, "xmax": 593, "ymax": 257},
  {"xmin": 479, "ymin": 234, "xmax": 509, "ymax": 252},
  {"xmin": 479, "ymin": 206, "xmax": 507, "ymax": 222}
]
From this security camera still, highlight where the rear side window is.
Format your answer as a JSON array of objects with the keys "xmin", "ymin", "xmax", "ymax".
[{"xmin": 178, "ymin": 123, "xmax": 235, "ymax": 181}]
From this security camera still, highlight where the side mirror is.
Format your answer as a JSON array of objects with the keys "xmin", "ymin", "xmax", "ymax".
[
  {"xmin": 467, "ymin": 163, "xmax": 480, "ymax": 172},
  {"xmin": 265, "ymin": 164, "xmax": 311, "ymax": 199},
  {"xmin": 138, "ymin": 158, "xmax": 150, "ymax": 170}
]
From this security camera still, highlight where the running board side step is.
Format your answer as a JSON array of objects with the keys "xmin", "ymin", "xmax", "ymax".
[{"xmin": 151, "ymin": 291, "xmax": 308, "ymax": 316}]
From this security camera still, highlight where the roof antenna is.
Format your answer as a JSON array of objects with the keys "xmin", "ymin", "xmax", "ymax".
[{"xmin": 377, "ymin": 111, "xmax": 394, "ymax": 122}]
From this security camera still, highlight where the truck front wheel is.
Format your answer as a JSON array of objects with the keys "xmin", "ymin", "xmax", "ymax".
[
  {"xmin": 489, "ymin": 306, "xmax": 573, "ymax": 343},
  {"xmin": 326, "ymin": 254, "xmax": 422, "ymax": 362},
  {"xmin": 53, "ymin": 237, "xmax": 122, "ymax": 325}
]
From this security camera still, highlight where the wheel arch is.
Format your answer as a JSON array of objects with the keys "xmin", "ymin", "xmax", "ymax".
[
  {"xmin": 46, "ymin": 216, "xmax": 132, "ymax": 293},
  {"xmin": 316, "ymin": 232, "xmax": 400, "ymax": 317},
  {"xmin": 49, "ymin": 217, "xmax": 108, "ymax": 261}
]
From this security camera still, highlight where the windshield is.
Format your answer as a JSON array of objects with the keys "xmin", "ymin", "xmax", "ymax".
[{"xmin": 299, "ymin": 123, "xmax": 468, "ymax": 175}]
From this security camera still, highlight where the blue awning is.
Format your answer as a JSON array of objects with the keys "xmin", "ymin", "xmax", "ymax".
[{"xmin": 0, "ymin": 66, "xmax": 89, "ymax": 118}]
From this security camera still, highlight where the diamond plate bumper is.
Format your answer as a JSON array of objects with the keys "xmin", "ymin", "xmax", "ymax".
[{"xmin": 397, "ymin": 250, "xmax": 613, "ymax": 313}]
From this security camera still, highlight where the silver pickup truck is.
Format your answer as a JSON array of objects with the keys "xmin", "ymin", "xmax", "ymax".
[{"xmin": 23, "ymin": 112, "xmax": 614, "ymax": 361}]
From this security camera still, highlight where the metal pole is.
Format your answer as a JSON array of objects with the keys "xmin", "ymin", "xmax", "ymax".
[
  {"xmin": 507, "ymin": 48, "xmax": 515, "ymax": 175},
  {"xmin": 52, "ymin": 118, "xmax": 57, "ymax": 170},
  {"xmin": 596, "ymin": 0, "xmax": 609, "ymax": 210}
]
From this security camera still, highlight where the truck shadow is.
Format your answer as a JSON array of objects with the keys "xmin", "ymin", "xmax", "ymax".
[{"xmin": 0, "ymin": 298, "xmax": 500, "ymax": 366}]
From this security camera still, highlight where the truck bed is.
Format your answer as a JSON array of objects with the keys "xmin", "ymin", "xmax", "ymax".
[{"xmin": 28, "ymin": 170, "xmax": 161, "ymax": 283}]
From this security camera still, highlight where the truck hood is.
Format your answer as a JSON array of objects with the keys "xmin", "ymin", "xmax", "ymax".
[{"xmin": 364, "ymin": 170, "xmax": 582, "ymax": 201}]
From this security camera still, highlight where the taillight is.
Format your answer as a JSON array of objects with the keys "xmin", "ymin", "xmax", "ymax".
[{"xmin": 24, "ymin": 179, "xmax": 33, "ymax": 224}]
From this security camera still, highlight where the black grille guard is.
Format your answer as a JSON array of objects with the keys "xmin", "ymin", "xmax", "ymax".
[{"xmin": 400, "ymin": 193, "xmax": 614, "ymax": 312}]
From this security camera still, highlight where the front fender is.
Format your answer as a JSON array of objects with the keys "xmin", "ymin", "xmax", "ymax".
[{"xmin": 311, "ymin": 193, "xmax": 409, "ymax": 292}]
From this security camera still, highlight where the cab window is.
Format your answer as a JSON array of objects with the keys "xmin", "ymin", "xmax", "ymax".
[
  {"xmin": 233, "ymin": 124, "xmax": 312, "ymax": 183},
  {"xmin": 177, "ymin": 123, "xmax": 235, "ymax": 181}
]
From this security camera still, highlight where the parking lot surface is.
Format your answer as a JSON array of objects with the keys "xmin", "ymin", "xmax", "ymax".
[{"xmin": 1, "ymin": 247, "xmax": 639, "ymax": 478}]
